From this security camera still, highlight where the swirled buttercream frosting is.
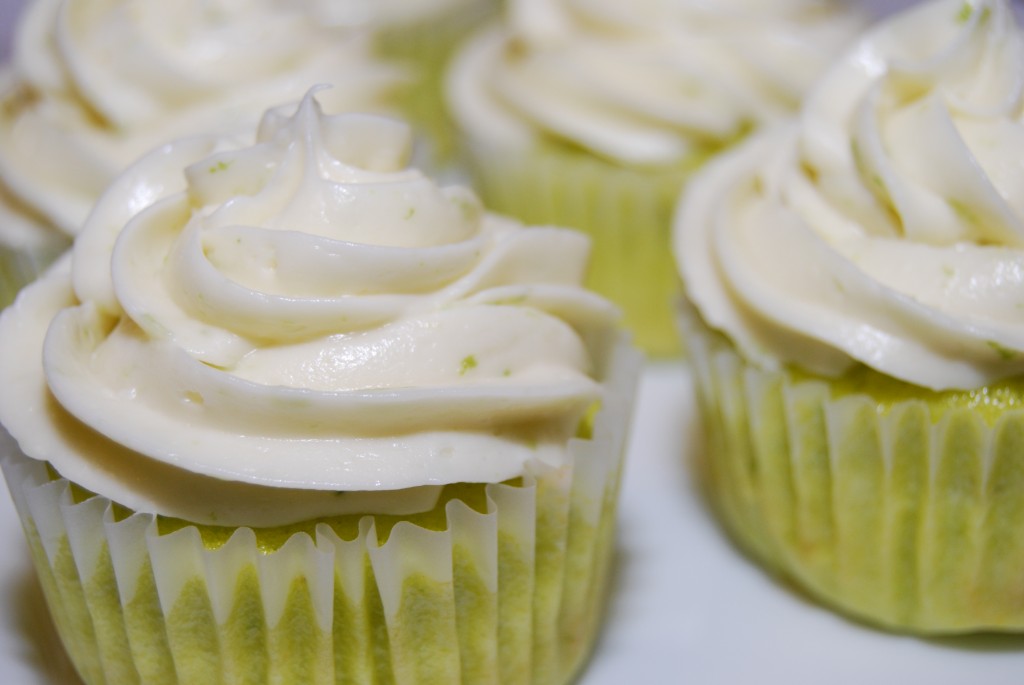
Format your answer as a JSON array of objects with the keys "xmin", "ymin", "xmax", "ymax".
[
  {"xmin": 447, "ymin": 0, "xmax": 866, "ymax": 165},
  {"xmin": 677, "ymin": 0, "xmax": 1024, "ymax": 391},
  {"xmin": 0, "ymin": 91, "xmax": 620, "ymax": 526},
  {"xmin": 0, "ymin": 0, "xmax": 403, "ymax": 245}
]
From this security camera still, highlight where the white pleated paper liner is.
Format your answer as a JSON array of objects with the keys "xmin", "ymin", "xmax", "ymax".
[
  {"xmin": 1, "ymin": 338, "xmax": 641, "ymax": 685},
  {"xmin": 680, "ymin": 303, "xmax": 1024, "ymax": 634}
]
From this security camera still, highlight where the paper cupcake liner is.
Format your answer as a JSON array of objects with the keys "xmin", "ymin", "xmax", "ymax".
[
  {"xmin": 464, "ymin": 139, "xmax": 697, "ymax": 357},
  {"xmin": 1, "ymin": 339, "xmax": 640, "ymax": 684},
  {"xmin": 375, "ymin": 0, "xmax": 499, "ymax": 175},
  {"xmin": 681, "ymin": 306, "xmax": 1024, "ymax": 633},
  {"xmin": 0, "ymin": 239, "xmax": 68, "ymax": 310}
]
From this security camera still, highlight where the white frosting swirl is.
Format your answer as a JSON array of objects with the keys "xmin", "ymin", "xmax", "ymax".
[
  {"xmin": 0, "ymin": 92, "xmax": 621, "ymax": 524},
  {"xmin": 447, "ymin": 0, "xmax": 866, "ymax": 165},
  {"xmin": 677, "ymin": 0, "xmax": 1024, "ymax": 391},
  {"xmin": 0, "ymin": 0, "xmax": 403, "ymax": 244}
]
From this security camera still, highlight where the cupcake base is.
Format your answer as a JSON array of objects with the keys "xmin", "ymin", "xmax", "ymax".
[
  {"xmin": 1, "ymin": 339, "xmax": 640, "ymax": 684},
  {"xmin": 682, "ymin": 304, "xmax": 1024, "ymax": 634}
]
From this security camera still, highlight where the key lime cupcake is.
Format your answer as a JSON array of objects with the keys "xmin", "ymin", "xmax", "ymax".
[
  {"xmin": 0, "ymin": 90, "xmax": 639, "ymax": 684},
  {"xmin": 675, "ymin": 0, "xmax": 1024, "ymax": 633},
  {"xmin": 447, "ymin": 0, "xmax": 866, "ymax": 356},
  {"xmin": 0, "ymin": 0, "xmax": 404, "ymax": 308}
]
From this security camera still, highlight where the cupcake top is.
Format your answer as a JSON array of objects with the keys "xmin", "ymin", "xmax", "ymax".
[
  {"xmin": 0, "ymin": 89, "xmax": 622, "ymax": 526},
  {"xmin": 447, "ymin": 0, "xmax": 867, "ymax": 166},
  {"xmin": 0, "ymin": 0, "xmax": 404, "ymax": 247},
  {"xmin": 676, "ymin": 0, "xmax": 1024, "ymax": 392}
]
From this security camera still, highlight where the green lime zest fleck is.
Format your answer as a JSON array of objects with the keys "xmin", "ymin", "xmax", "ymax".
[
  {"xmin": 942, "ymin": 264, "xmax": 955, "ymax": 278},
  {"xmin": 404, "ymin": 207, "xmax": 415, "ymax": 220},
  {"xmin": 454, "ymin": 197, "xmax": 480, "ymax": 223},
  {"xmin": 987, "ymin": 340, "xmax": 1016, "ymax": 361},
  {"xmin": 459, "ymin": 355, "xmax": 478, "ymax": 375},
  {"xmin": 954, "ymin": 2, "xmax": 990, "ymax": 25},
  {"xmin": 209, "ymin": 160, "xmax": 231, "ymax": 174},
  {"xmin": 502, "ymin": 368, "xmax": 512, "ymax": 377}
]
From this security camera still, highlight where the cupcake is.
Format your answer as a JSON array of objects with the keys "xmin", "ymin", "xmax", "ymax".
[
  {"xmin": 675, "ymin": 0, "xmax": 1024, "ymax": 633},
  {"xmin": 320, "ymin": 0, "xmax": 500, "ymax": 173},
  {"xmin": 0, "ymin": 89, "xmax": 640, "ymax": 683},
  {"xmin": 0, "ymin": 0, "xmax": 404, "ymax": 307},
  {"xmin": 447, "ymin": 0, "xmax": 867, "ymax": 356}
]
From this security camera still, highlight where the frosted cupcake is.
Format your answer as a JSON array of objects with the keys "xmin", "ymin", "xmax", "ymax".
[
  {"xmin": 447, "ymin": 0, "xmax": 867, "ymax": 356},
  {"xmin": 0, "ymin": 0, "xmax": 404, "ymax": 307},
  {"xmin": 676, "ymin": 0, "xmax": 1024, "ymax": 633},
  {"xmin": 0, "ymin": 90, "xmax": 639, "ymax": 684}
]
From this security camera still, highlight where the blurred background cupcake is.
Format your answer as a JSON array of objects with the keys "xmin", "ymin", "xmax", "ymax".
[
  {"xmin": 676, "ymin": 0, "xmax": 1024, "ymax": 633},
  {"xmin": 447, "ymin": 0, "xmax": 868, "ymax": 356},
  {"xmin": 318, "ymin": 0, "xmax": 500, "ymax": 174},
  {"xmin": 0, "ymin": 0, "xmax": 405, "ymax": 308},
  {"xmin": 0, "ymin": 91, "xmax": 640, "ymax": 684}
]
